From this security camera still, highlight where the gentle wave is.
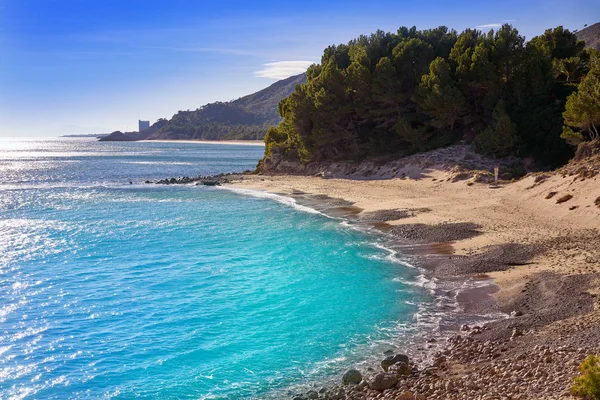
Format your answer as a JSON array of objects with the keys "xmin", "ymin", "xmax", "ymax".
[
  {"xmin": 0, "ymin": 139, "xmax": 442, "ymax": 399},
  {"xmin": 218, "ymin": 186, "xmax": 329, "ymax": 216}
]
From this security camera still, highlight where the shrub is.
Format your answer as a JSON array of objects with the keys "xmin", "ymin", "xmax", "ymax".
[{"xmin": 572, "ymin": 355, "xmax": 600, "ymax": 400}]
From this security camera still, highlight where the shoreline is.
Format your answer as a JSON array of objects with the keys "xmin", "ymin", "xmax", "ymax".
[
  {"xmin": 139, "ymin": 139, "xmax": 265, "ymax": 146},
  {"xmin": 217, "ymin": 185, "xmax": 485, "ymax": 398},
  {"xmin": 223, "ymin": 171, "xmax": 600, "ymax": 399}
]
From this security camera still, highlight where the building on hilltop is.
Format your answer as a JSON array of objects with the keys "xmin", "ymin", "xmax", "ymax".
[{"xmin": 138, "ymin": 120, "xmax": 150, "ymax": 132}]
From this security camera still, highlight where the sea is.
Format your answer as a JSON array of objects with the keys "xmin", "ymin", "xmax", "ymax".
[{"xmin": 0, "ymin": 138, "xmax": 436, "ymax": 399}]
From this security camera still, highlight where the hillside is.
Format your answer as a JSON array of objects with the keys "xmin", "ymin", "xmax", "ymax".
[
  {"xmin": 148, "ymin": 73, "xmax": 306, "ymax": 141},
  {"xmin": 99, "ymin": 73, "xmax": 306, "ymax": 142},
  {"xmin": 576, "ymin": 22, "xmax": 600, "ymax": 50}
]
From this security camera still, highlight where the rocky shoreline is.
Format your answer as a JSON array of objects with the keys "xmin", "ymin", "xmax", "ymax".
[
  {"xmin": 151, "ymin": 169, "xmax": 600, "ymax": 400},
  {"xmin": 284, "ymin": 234, "xmax": 599, "ymax": 400},
  {"xmin": 147, "ymin": 172, "xmax": 247, "ymax": 186}
]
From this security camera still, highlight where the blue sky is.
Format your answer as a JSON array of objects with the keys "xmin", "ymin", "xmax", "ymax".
[{"xmin": 0, "ymin": 0, "xmax": 597, "ymax": 137}]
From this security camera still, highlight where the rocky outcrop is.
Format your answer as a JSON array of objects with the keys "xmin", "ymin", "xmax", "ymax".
[
  {"xmin": 342, "ymin": 369, "xmax": 363, "ymax": 385},
  {"xmin": 258, "ymin": 145, "xmax": 525, "ymax": 183},
  {"xmin": 366, "ymin": 372, "xmax": 399, "ymax": 391},
  {"xmin": 381, "ymin": 354, "xmax": 410, "ymax": 372},
  {"xmin": 149, "ymin": 172, "xmax": 252, "ymax": 186},
  {"xmin": 574, "ymin": 139, "xmax": 600, "ymax": 162},
  {"xmin": 98, "ymin": 131, "xmax": 138, "ymax": 141}
]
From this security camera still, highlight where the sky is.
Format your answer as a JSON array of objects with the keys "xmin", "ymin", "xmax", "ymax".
[{"xmin": 0, "ymin": 0, "xmax": 597, "ymax": 137}]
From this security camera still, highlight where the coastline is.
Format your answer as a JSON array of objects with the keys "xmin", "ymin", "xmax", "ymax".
[
  {"xmin": 223, "ymin": 170, "xmax": 600, "ymax": 399},
  {"xmin": 140, "ymin": 139, "xmax": 265, "ymax": 146}
]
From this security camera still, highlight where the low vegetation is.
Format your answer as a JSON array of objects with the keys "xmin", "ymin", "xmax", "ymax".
[{"xmin": 572, "ymin": 355, "xmax": 600, "ymax": 400}]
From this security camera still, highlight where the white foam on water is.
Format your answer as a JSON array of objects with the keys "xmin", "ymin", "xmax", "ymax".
[{"xmin": 218, "ymin": 187, "xmax": 329, "ymax": 217}]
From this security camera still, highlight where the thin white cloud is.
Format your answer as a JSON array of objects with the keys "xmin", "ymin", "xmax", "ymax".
[
  {"xmin": 476, "ymin": 23, "xmax": 503, "ymax": 28},
  {"xmin": 255, "ymin": 61, "xmax": 314, "ymax": 79}
]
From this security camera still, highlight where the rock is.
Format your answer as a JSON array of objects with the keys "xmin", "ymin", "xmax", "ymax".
[
  {"xmin": 381, "ymin": 354, "xmax": 409, "ymax": 371},
  {"xmin": 306, "ymin": 390, "xmax": 318, "ymax": 399},
  {"xmin": 389, "ymin": 362, "xmax": 411, "ymax": 376},
  {"xmin": 342, "ymin": 369, "xmax": 363, "ymax": 385},
  {"xmin": 510, "ymin": 310, "xmax": 523, "ymax": 317},
  {"xmin": 511, "ymin": 328, "xmax": 523, "ymax": 340},
  {"xmin": 327, "ymin": 387, "xmax": 345, "ymax": 400},
  {"xmin": 367, "ymin": 373, "xmax": 399, "ymax": 391},
  {"xmin": 397, "ymin": 391, "xmax": 415, "ymax": 400},
  {"xmin": 202, "ymin": 180, "xmax": 220, "ymax": 186}
]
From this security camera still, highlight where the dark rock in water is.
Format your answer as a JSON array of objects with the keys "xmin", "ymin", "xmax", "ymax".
[
  {"xmin": 342, "ymin": 369, "xmax": 362, "ymax": 385},
  {"xmin": 202, "ymin": 181, "xmax": 220, "ymax": 186},
  {"xmin": 367, "ymin": 372, "xmax": 399, "ymax": 391},
  {"xmin": 381, "ymin": 354, "xmax": 409, "ymax": 372},
  {"xmin": 306, "ymin": 390, "xmax": 318, "ymax": 399}
]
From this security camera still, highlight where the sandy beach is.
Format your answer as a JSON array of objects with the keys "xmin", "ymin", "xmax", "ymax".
[{"xmin": 224, "ymin": 156, "xmax": 600, "ymax": 399}]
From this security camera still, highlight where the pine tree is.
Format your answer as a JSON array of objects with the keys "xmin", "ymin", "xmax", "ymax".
[{"xmin": 562, "ymin": 57, "xmax": 600, "ymax": 142}]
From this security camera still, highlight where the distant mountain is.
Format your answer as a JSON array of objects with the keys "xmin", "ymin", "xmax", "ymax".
[
  {"xmin": 147, "ymin": 73, "xmax": 307, "ymax": 141},
  {"xmin": 99, "ymin": 73, "xmax": 306, "ymax": 142},
  {"xmin": 576, "ymin": 22, "xmax": 600, "ymax": 50}
]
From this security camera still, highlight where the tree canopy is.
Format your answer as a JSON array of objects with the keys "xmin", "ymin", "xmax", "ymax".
[{"xmin": 264, "ymin": 24, "xmax": 595, "ymax": 167}]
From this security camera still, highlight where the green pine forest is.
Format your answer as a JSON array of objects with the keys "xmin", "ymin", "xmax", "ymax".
[{"xmin": 263, "ymin": 24, "xmax": 600, "ymax": 168}]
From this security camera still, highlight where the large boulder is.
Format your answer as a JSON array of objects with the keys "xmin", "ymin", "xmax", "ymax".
[
  {"xmin": 367, "ymin": 372, "xmax": 399, "ymax": 391},
  {"xmin": 381, "ymin": 354, "xmax": 409, "ymax": 371},
  {"xmin": 342, "ymin": 369, "xmax": 363, "ymax": 385},
  {"xmin": 388, "ymin": 361, "xmax": 411, "ymax": 376}
]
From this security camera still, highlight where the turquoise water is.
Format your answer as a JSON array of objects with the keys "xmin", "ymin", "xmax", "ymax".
[{"xmin": 0, "ymin": 139, "xmax": 430, "ymax": 399}]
